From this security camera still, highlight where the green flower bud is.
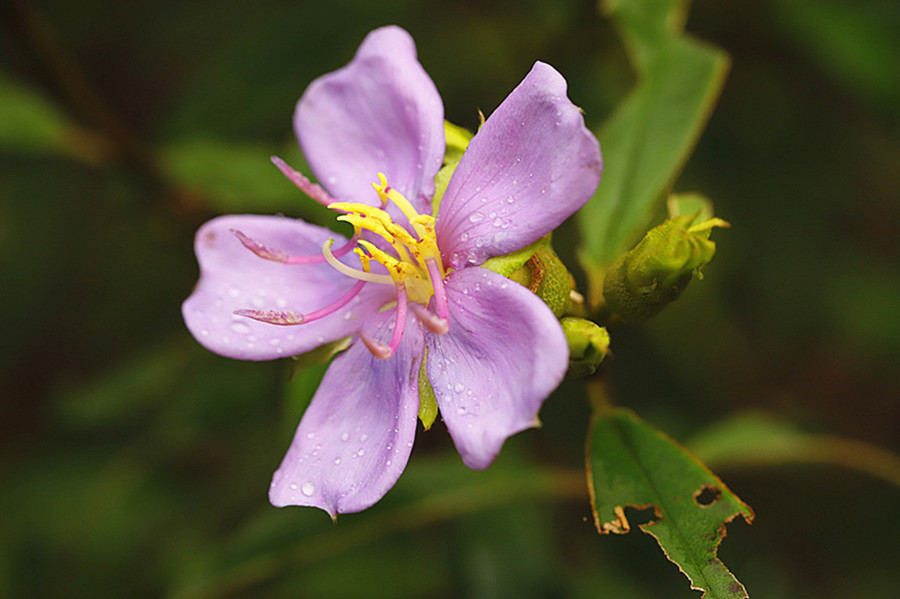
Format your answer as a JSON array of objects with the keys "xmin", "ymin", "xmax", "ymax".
[
  {"xmin": 602, "ymin": 212, "xmax": 729, "ymax": 322},
  {"xmin": 561, "ymin": 317, "xmax": 610, "ymax": 376}
]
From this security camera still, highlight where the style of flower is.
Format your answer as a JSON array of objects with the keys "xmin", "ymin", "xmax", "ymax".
[{"xmin": 182, "ymin": 26, "xmax": 602, "ymax": 516}]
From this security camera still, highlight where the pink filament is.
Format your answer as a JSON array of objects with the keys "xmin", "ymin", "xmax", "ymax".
[
  {"xmin": 410, "ymin": 303, "xmax": 449, "ymax": 335},
  {"xmin": 234, "ymin": 279, "xmax": 366, "ymax": 325},
  {"xmin": 270, "ymin": 156, "xmax": 336, "ymax": 207},
  {"xmin": 426, "ymin": 258, "xmax": 450, "ymax": 324},
  {"xmin": 231, "ymin": 229, "xmax": 359, "ymax": 264},
  {"xmin": 360, "ymin": 283, "xmax": 408, "ymax": 359}
]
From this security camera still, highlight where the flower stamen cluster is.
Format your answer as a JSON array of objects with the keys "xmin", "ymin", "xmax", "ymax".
[{"xmin": 234, "ymin": 172, "xmax": 450, "ymax": 359}]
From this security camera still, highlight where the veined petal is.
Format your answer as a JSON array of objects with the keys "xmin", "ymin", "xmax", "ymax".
[
  {"xmin": 182, "ymin": 215, "xmax": 393, "ymax": 361},
  {"xmin": 295, "ymin": 26, "xmax": 445, "ymax": 216},
  {"xmin": 425, "ymin": 267, "xmax": 568, "ymax": 469},
  {"xmin": 437, "ymin": 62, "xmax": 603, "ymax": 269},
  {"xmin": 269, "ymin": 309, "xmax": 425, "ymax": 516}
]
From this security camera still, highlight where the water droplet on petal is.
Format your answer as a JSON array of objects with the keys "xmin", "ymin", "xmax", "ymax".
[
  {"xmin": 468, "ymin": 212, "xmax": 485, "ymax": 223},
  {"xmin": 340, "ymin": 432, "xmax": 350, "ymax": 442},
  {"xmin": 301, "ymin": 482, "xmax": 315, "ymax": 496},
  {"xmin": 334, "ymin": 457, "xmax": 341, "ymax": 465},
  {"xmin": 230, "ymin": 322, "xmax": 251, "ymax": 335},
  {"xmin": 227, "ymin": 286, "xmax": 240, "ymax": 298},
  {"xmin": 454, "ymin": 382, "xmax": 464, "ymax": 393}
]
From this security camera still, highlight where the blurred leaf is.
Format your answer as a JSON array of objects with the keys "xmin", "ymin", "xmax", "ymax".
[
  {"xmin": 0, "ymin": 72, "xmax": 110, "ymax": 164},
  {"xmin": 160, "ymin": 138, "xmax": 318, "ymax": 214},
  {"xmin": 578, "ymin": 0, "xmax": 729, "ymax": 305},
  {"xmin": 689, "ymin": 411, "xmax": 900, "ymax": 489},
  {"xmin": 774, "ymin": 0, "xmax": 900, "ymax": 114},
  {"xmin": 169, "ymin": 454, "xmax": 585, "ymax": 599},
  {"xmin": 587, "ymin": 407, "xmax": 753, "ymax": 599}
]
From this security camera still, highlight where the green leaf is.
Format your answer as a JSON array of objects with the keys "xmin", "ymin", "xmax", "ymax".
[
  {"xmin": 159, "ymin": 138, "xmax": 319, "ymax": 215},
  {"xmin": 587, "ymin": 407, "xmax": 753, "ymax": 599},
  {"xmin": 0, "ymin": 72, "xmax": 109, "ymax": 164},
  {"xmin": 578, "ymin": 1, "xmax": 729, "ymax": 304}
]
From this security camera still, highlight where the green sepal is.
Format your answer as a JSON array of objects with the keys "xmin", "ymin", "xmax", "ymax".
[
  {"xmin": 289, "ymin": 336, "xmax": 352, "ymax": 372},
  {"xmin": 432, "ymin": 121, "xmax": 474, "ymax": 215},
  {"xmin": 443, "ymin": 120, "xmax": 473, "ymax": 165},
  {"xmin": 481, "ymin": 235, "xmax": 549, "ymax": 278},
  {"xmin": 417, "ymin": 349, "xmax": 438, "ymax": 430},
  {"xmin": 561, "ymin": 317, "xmax": 610, "ymax": 376},
  {"xmin": 602, "ymin": 209, "xmax": 728, "ymax": 322},
  {"xmin": 482, "ymin": 237, "xmax": 573, "ymax": 318}
]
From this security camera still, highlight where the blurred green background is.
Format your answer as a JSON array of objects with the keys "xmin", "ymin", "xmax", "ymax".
[{"xmin": 1, "ymin": 0, "xmax": 898, "ymax": 597}]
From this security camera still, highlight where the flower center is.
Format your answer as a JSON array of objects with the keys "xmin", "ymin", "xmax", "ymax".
[
  {"xmin": 231, "ymin": 174, "xmax": 450, "ymax": 359},
  {"xmin": 325, "ymin": 173, "xmax": 446, "ymax": 306}
]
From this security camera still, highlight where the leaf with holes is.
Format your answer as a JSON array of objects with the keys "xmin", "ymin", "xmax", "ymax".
[{"xmin": 587, "ymin": 407, "xmax": 754, "ymax": 599}]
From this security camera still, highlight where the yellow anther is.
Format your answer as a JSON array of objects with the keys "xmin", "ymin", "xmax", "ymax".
[
  {"xmin": 353, "ymin": 247, "xmax": 373, "ymax": 272},
  {"xmin": 321, "ymin": 176, "xmax": 448, "ymax": 305},
  {"xmin": 373, "ymin": 173, "xmax": 422, "ymax": 231}
]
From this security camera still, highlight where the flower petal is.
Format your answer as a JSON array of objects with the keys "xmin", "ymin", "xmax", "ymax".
[
  {"xmin": 182, "ymin": 215, "xmax": 393, "ymax": 360},
  {"xmin": 295, "ymin": 26, "xmax": 445, "ymax": 215},
  {"xmin": 437, "ymin": 62, "xmax": 603, "ymax": 268},
  {"xmin": 269, "ymin": 309, "xmax": 424, "ymax": 516},
  {"xmin": 425, "ymin": 267, "xmax": 568, "ymax": 469}
]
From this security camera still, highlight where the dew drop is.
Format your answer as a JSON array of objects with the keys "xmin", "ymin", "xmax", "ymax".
[
  {"xmin": 454, "ymin": 382, "xmax": 464, "ymax": 393},
  {"xmin": 300, "ymin": 482, "xmax": 315, "ymax": 496},
  {"xmin": 269, "ymin": 338, "xmax": 281, "ymax": 346},
  {"xmin": 460, "ymin": 232, "xmax": 469, "ymax": 242},
  {"xmin": 230, "ymin": 322, "xmax": 251, "ymax": 335},
  {"xmin": 468, "ymin": 212, "xmax": 485, "ymax": 223},
  {"xmin": 290, "ymin": 482, "xmax": 298, "ymax": 490},
  {"xmin": 227, "ymin": 286, "xmax": 240, "ymax": 298},
  {"xmin": 360, "ymin": 433, "xmax": 369, "ymax": 442},
  {"xmin": 276, "ymin": 297, "xmax": 288, "ymax": 308},
  {"xmin": 200, "ymin": 329, "xmax": 209, "ymax": 337},
  {"xmin": 334, "ymin": 457, "xmax": 341, "ymax": 465},
  {"xmin": 343, "ymin": 311, "xmax": 354, "ymax": 320},
  {"xmin": 492, "ymin": 218, "xmax": 503, "ymax": 227},
  {"xmin": 340, "ymin": 432, "xmax": 350, "ymax": 442}
]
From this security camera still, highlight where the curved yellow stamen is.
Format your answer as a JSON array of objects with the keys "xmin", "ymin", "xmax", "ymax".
[{"xmin": 322, "ymin": 239, "xmax": 392, "ymax": 284}]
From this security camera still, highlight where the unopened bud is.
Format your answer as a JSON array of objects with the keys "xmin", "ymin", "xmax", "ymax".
[
  {"xmin": 561, "ymin": 317, "xmax": 610, "ymax": 376},
  {"xmin": 602, "ymin": 213, "xmax": 728, "ymax": 322}
]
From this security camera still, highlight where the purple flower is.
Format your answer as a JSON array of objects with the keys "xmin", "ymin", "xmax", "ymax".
[{"xmin": 182, "ymin": 26, "xmax": 602, "ymax": 516}]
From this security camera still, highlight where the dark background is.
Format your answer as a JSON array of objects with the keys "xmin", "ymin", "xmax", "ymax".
[{"xmin": 1, "ymin": 1, "xmax": 897, "ymax": 597}]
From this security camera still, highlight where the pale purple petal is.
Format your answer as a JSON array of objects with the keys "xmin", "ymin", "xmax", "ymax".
[
  {"xmin": 295, "ymin": 26, "xmax": 444, "ymax": 215},
  {"xmin": 425, "ymin": 267, "xmax": 568, "ymax": 469},
  {"xmin": 269, "ymin": 309, "xmax": 424, "ymax": 516},
  {"xmin": 437, "ymin": 62, "xmax": 603, "ymax": 268},
  {"xmin": 182, "ymin": 215, "xmax": 393, "ymax": 361}
]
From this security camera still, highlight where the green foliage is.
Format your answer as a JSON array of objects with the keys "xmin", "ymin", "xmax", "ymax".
[
  {"xmin": 578, "ymin": 0, "xmax": 729, "ymax": 304},
  {"xmin": 587, "ymin": 407, "xmax": 754, "ymax": 599},
  {"xmin": 2, "ymin": 1, "xmax": 899, "ymax": 598}
]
